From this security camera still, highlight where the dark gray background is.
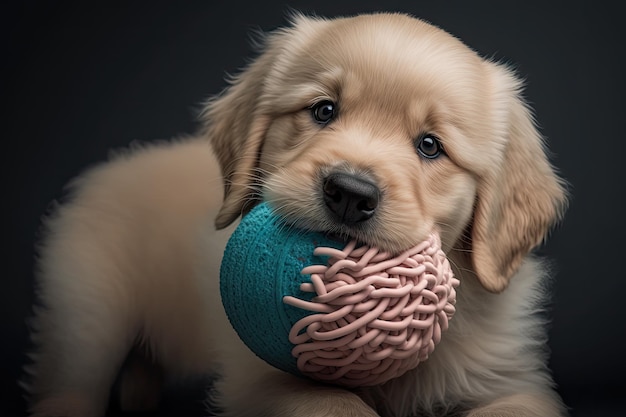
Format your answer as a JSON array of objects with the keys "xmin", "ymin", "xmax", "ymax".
[{"xmin": 3, "ymin": 1, "xmax": 624, "ymax": 416}]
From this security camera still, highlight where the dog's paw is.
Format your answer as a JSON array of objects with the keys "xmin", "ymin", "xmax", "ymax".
[
  {"xmin": 265, "ymin": 389, "xmax": 380, "ymax": 417},
  {"xmin": 219, "ymin": 381, "xmax": 379, "ymax": 417}
]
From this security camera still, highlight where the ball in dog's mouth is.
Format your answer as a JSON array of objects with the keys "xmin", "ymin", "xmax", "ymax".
[{"xmin": 220, "ymin": 202, "xmax": 459, "ymax": 387}]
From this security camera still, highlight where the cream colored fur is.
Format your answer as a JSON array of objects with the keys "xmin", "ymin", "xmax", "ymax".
[{"xmin": 24, "ymin": 13, "xmax": 568, "ymax": 417}]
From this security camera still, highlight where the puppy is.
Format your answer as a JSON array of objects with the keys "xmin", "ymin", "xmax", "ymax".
[{"xmin": 24, "ymin": 12, "xmax": 568, "ymax": 417}]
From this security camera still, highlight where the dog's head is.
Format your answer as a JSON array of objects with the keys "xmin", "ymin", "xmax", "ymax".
[{"xmin": 202, "ymin": 13, "xmax": 567, "ymax": 293}]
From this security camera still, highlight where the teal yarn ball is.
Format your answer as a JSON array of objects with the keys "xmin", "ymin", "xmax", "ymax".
[
  {"xmin": 220, "ymin": 202, "xmax": 459, "ymax": 387},
  {"xmin": 219, "ymin": 202, "xmax": 343, "ymax": 376}
]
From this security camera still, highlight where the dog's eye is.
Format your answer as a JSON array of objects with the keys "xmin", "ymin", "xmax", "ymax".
[
  {"xmin": 311, "ymin": 100, "xmax": 337, "ymax": 124},
  {"xmin": 415, "ymin": 134, "xmax": 443, "ymax": 159}
]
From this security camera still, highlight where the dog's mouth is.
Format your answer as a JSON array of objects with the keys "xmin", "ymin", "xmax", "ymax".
[
  {"xmin": 268, "ymin": 204, "xmax": 415, "ymax": 255},
  {"xmin": 315, "ymin": 228, "xmax": 368, "ymax": 250}
]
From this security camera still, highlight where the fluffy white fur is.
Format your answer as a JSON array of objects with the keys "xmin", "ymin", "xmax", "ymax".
[{"xmin": 24, "ymin": 13, "xmax": 568, "ymax": 417}]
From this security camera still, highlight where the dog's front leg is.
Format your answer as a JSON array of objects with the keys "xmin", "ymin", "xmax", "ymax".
[
  {"xmin": 465, "ymin": 393, "xmax": 567, "ymax": 417},
  {"xmin": 218, "ymin": 372, "xmax": 378, "ymax": 417},
  {"xmin": 214, "ymin": 348, "xmax": 379, "ymax": 417}
]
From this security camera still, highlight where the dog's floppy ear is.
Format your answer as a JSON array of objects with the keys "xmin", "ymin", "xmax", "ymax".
[
  {"xmin": 471, "ymin": 63, "xmax": 568, "ymax": 293},
  {"xmin": 202, "ymin": 15, "xmax": 330, "ymax": 229},
  {"xmin": 200, "ymin": 42, "xmax": 277, "ymax": 229}
]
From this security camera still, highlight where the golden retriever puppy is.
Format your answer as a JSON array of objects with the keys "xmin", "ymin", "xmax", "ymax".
[{"xmin": 24, "ymin": 12, "xmax": 568, "ymax": 417}]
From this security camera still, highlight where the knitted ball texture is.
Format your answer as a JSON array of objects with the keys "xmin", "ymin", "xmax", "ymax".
[{"xmin": 220, "ymin": 202, "xmax": 459, "ymax": 387}]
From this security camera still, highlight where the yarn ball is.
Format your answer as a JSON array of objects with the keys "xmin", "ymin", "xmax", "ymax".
[{"xmin": 220, "ymin": 202, "xmax": 459, "ymax": 387}]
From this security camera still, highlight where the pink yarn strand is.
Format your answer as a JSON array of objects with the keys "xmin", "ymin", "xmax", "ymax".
[{"xmin": 285, "ymin": 232, "xmax": 459, "ymax": 386}]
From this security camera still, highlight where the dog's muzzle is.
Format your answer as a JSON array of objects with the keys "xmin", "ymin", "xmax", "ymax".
[{"xmin": 322, "ymin": 172, "xmax": 379, "ymax": 225}]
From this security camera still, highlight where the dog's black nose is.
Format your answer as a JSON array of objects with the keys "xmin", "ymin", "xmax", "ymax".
[{"xmin": 323, "ymin": 172, "xmax": 379, "ymax": 224}]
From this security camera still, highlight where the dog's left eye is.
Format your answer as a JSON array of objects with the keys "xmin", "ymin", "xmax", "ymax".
[
  {"xmin": 415, "ymin": 134, "xmax": 443, "ymax": 159},
  {"xmin": 311, "ymin": 100, "xmax": 337, "ymax": 125}
]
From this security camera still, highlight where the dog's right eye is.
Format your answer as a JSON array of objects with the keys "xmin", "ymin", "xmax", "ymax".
[
  {"xmin": 415, "ymin": 134, "xmax": 444, "ymax": 159},
  {"xmin": 311, "ymin": 101, "xmax": 337, "ymax": 125}
]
